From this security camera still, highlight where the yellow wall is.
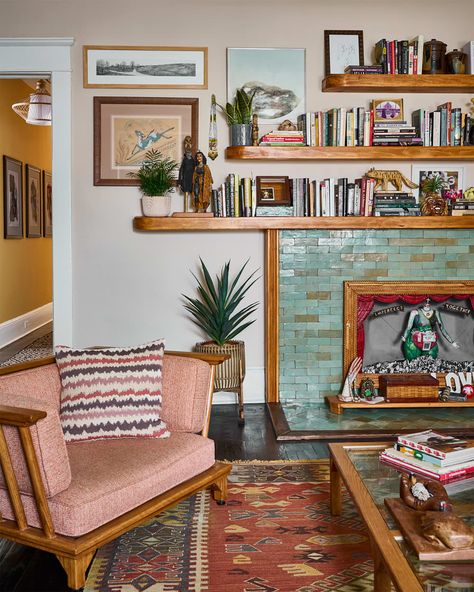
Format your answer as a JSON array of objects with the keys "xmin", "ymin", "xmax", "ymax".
[{"xmin": 0, "ymin": 79, "xmax": 52, "ymax": 325}]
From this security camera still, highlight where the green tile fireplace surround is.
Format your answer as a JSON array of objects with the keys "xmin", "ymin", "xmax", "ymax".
[{"xmin": 279, "ymin": 229, "xmax": 474, "ymax": 405}]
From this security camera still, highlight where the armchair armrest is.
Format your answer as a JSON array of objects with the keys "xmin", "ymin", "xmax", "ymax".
[
  {"xmin": 0, "ymin": 404, "xmax": 47, "ymax": 427},
  {"xmin": 165, "ymin": 350, "xmax": 229, "ymax": 366}
]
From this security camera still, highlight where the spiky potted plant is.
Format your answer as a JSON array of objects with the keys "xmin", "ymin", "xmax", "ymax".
[
  {"xmin": 128, "ymin": 148, "xmax": 179, "ymax": 217},
  {"xmin": 183, "ymin": 258, "xmax": 259, "ymax": 423},
  {"xmin": 420, "ymin": 174, "xmax": 449, "ymax": 216},
  {"xmin": 218, "ymin": 87, "xmax": 257, "ymax": 146}
]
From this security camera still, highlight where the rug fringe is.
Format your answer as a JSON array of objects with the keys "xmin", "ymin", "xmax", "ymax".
[{"xmin": 219, "ymin": 459, "xmax": 328, "ymax": 464}]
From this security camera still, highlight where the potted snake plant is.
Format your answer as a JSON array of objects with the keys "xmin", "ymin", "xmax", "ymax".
[
  {"xmin": 128, "ymin": 148, "xmax": 179, "ymax": 217},
  {"xmin": 218, "ymin": 87, "xmax": 256, "ymax": 146},
  {"xmin": 183, "ymin": 258, "xmax": 259, "ymax": 421}
]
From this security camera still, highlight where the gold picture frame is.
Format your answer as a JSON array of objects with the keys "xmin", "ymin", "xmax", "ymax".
[
  {"xmin": 372, "ymin": 98, "xmax": 404, "ymax": 124},
  {"xmin": 83, "ymin": 45, "xmax": 208, "ymax": 89}
]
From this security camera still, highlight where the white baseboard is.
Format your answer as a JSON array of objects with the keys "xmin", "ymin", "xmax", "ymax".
[
  {"xmin": 0, "ymin": 303, "xmax": 53, "ymax": 349},
  {"xmin": 212, "ymin": 366, "xmax": 265, "ymax": 404}
]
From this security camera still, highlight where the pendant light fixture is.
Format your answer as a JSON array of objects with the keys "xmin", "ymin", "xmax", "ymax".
[{"xmin": 12, "ymin": 79, "xmax": 51, "ymax": 126}]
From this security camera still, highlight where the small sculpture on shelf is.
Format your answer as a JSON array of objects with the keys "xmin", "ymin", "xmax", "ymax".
[
  {"xmin": 252, "ymin": 114, "xmax": 259, "ymax": 146},
  {"xmin": 192, "ymin": 151, "xmax": 213, "ymax": 212},
  {"xmin": 420, "ymin": 174, "xmax": 449, "ymax": 216},
  {"xmin": 178, "ymin": 136, "xmax": 195, "ymax": 212},
  {"xmin": 278, "ymin": 119, "xmax": 298, "ymax": 131},
  {"xmin": 338, "ymin": 356, "xmax": 362, "ymax": 402},
  {"xmin": 366, "ymin": 168, "xmax": 418, "ymax": 193}
]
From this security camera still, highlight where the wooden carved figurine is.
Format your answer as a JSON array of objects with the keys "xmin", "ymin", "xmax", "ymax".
[
  {"xmin": 420, "ymin": 512, "xmax": 474, "ymax": 550},
  {"xmin": 178, "ymin": 136, "xmax": 195, "ymax": 212},
  {"xmin": 366, "ymin": 168, "xmax": 419, "ymax": 192},
  {"xmin": 252, "ymin": 114, "xmax": 259, "ymax": 146},
  {"xmin": 400, "ymin": 472, "xmax": 450, "ymax": 512},
  {"xmin": 192, "ymin": 151, "xmax": 213, "ymax": 212}
]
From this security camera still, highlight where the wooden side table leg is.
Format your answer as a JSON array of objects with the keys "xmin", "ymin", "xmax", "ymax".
[
  {"xmin": 370, "ymin": 536, "xmax": 392, "ymax": 592},
  {"xmin": 330, "ymin": 456, "xmax": 342, "ymax": 516}
]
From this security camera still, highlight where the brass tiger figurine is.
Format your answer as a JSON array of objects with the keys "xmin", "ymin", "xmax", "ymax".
[{"xmin": 366, "ymin": 168, "xmax": 419, "ymax": 192}]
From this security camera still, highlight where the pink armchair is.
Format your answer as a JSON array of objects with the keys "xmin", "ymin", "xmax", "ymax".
[{"xmin": 0, "ymin": 352, "xmax": 230, "ymax": 589}]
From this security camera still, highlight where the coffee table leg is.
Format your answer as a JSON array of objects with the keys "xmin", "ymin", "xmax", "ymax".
[
  {"xmin": 370, "ymin": 536, "xmax": 392, "ymax": 592},
  {"xmin": 330, "ymin": 456, "xmax": 342, "ymax": 516}
]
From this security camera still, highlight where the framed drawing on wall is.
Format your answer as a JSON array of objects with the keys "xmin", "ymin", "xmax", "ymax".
[
  {"xmin": 43, "ymin": 171, "xmax": 52, "ymax": 237},
  {"xmin": 3, "ymin": 155, "xmax": 23, "ymax": 239},
  {"xmin": 83, "ymin": 46, "xmax": 208, "ymax": 89},
  {"xmin": 93, "ymin": 97, "xmax": 198, "ymax": 186},
  {"xmin": 26, "ymin": 164, "xmax": 42, "ymax": 238},
  {"xmin": 324, "ymin": 30, "xmax": 364, "ymax": 75},
  {"xmin": 343, "ymin": 280, "xmax": 474, "ymax": 389},
  {"xmin": 227, "ymin": 48, "xmax": 305, "ymax": 124}
]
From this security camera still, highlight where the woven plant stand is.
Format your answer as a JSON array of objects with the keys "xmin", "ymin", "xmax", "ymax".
[{"xmin": 195, "ymin": 340, "xmax": 246, "ymax": 423}]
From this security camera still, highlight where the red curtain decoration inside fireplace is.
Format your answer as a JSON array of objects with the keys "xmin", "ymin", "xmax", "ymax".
[{"xmin": 356, "ymin": 294, "xmax": 474, "ymax": 359}]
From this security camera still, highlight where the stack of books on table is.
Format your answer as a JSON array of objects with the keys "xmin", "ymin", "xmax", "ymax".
[
  {"xmin": 373, "ymin": 191, "xmax": 420, "ymax": 216},
  {"xmin": 380, "ymin": 430, "xmax": 474, "ymax": 483},
  {"xmin": 372, "ymin": 123, "xmax": 423, "ymax": 147},
  {"xmin": 259, "ymin": 130, "xmax": 305, "ymax": 147}
]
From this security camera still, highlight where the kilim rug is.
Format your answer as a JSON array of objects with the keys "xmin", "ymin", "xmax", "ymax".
[{"xmin": 84, "ymin": 461, "xmax": 375, "ymax": 592}]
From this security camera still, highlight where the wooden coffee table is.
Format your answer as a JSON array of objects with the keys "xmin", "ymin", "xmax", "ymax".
[{"xmin": 328, "ymin": 442, "xmax": 474, "ymax": 592}]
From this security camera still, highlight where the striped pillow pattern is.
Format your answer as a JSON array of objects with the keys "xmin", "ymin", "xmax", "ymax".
[{"xmin": 55, "ymin": 340, "xmax": 170, "ymax": 442}]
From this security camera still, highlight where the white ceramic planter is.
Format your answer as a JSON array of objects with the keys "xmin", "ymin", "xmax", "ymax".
[{"xmin": 141, "ymin": 195, "xmax": 172, "ymax": 217}]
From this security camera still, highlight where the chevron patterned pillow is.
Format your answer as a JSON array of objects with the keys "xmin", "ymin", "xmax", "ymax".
[{"xmin": 55, "ymin": 340, "xmax": 170, "ymax": 442}]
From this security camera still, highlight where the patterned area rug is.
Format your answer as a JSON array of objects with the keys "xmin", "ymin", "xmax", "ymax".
[
  {"xmin": 84, "ymin": 461, "xmax": 375, "ymax": 592},
  {"xmin": 0, "ymin": 333, "xmax": 53, "ymax": 368}
]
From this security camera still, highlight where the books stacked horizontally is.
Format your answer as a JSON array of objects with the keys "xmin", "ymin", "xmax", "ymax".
[
  {"xmin": 372, "ymin": 124, "xmax": 423, "ymax": 147},
  {"xmin": 373, "ymin": 191, "xmax": 420, "ymax": 217},
  {"xmin": 259, "ymin": 130, "xmax": 305, "ymax": 147},
  {"xmin": 451, "ymin": 199, "xmax": 474, "ymax": 216},
  {"xmin": 344, "ymin": 65, "xmax": 384, "ymax": 75},
  {"xmin": 380, "ymin": 430, "xmax": 474, "ymax": 483}
]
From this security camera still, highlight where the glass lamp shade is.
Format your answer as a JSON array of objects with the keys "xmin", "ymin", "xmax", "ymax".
[{"xmin": 12, "ymin": 79, "xmax": 51, "ymax": 126}]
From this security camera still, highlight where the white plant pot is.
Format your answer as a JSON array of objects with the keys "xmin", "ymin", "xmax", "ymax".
[{"xmin": 141, "ymin": 195, "xmax": 172, "ymax": 217}]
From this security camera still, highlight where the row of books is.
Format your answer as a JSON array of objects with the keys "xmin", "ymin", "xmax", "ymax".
[
  {"xmin": 380, "ymin": 430, "xmax": 474, "ymax": 483},
  {"xmin": 212, "ymin": 174, "xmax": 257, "ymax": 218},
  {"xmin": 294, "ymin": 108, "xmax": 473, "ymax": 147},
  {"xmin": 374, "ymin": 35, "xmax": 424, "ymax": 75}
]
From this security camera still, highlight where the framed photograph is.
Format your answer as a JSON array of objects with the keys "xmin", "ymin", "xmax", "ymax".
[
  {"xmin": 256, "ymin": 176, "xmax": 291, "ymax": 206},
  {"xmin": 83, "ymin": 46, "xmax": 207, "ymax": 89},
  {"xmin": 324, "ymin": 30, "xmax": 364, "ymax": 75},
  {"xmin": 3, "ymin": 155, "xmax": 23, "ymax": 239},
  {"xmin": 227, "ymin": 48, "xmax": 305, "ymax": 124},
  {"xmin": 93, "ymin": 97, "xmax": 198, "ymax": 186},
  {"xmin": 344, "ymin": 280, "xmax": 474, "ymax": 389},
  {"xmin": 411, "ymin": 164, "xmax": 464, "ymax": 201},
  {"xmin": 25, "ymin": 164, "xmax": 42, "ymax": 238},
  {"xmin": 372, "ymin": 98, "xmax": 404, "ymax": 124},
  {"xmin": 43, "ymin": 171, "xmax": 52, "ymax": 237}
]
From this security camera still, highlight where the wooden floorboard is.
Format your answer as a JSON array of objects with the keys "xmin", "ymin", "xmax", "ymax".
[{"xmin": 0, "ymin": 403, "xmax": 327, "ymax": 590}]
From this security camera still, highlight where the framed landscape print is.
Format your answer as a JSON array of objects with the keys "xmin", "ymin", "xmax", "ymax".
[
  {"xmin": 84, "ymin": 46, "xmax": 208, "ymax": 89},
  {"xmin": 227, "ymin": 48, "xmax": 305, "ymax": 124},
  {"xmin": 93, "ymin": 97, "xmax": 198, "ymax": 186},
  {"xmin": 43, "ymin": 171, "xmax": 52, "ymax": 237},
  {"xmin": 324, "ymin": 30, "xmax": 364, "ymax": 75},
  {"xmin": 411, "ymin": 164, "xmax": 464, "ymax": 201},
  {"xmin": 26, "ymin": 164, "xmax": 42, "ymax": 238},
  {"xmin": 3, "ymin": 156, "xmax": 23, "ymax": 239}
]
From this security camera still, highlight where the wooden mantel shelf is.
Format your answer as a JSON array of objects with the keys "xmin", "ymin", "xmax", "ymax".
[
  {"xmin": 134, "ymin": 215, "xmax": 474, "ymax": 231},
  {"xmin": 225, "ymin": 146, "xmax": 474, "ymax": 161},
  {"xmin": 322, "ymin": 73, "xmax": 474, "ymax": 93}
]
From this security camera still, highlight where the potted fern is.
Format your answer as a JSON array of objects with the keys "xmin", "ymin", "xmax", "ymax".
[
  {"xmin": 128, "ymin": 148, "xmax": 179, "ymax": 217},
  {"xmin": 183, "ymin": 258, "xmax": 259, "ymax": 422},
  {"xmin": 218, "ymin": 87, "xmax": 256, "ymax": 146}
]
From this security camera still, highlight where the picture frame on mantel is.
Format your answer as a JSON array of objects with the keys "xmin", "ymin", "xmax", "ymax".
[
  {"xmin": 93, "ymin": 97, "xmax": 198, "ymax": 186},
  {"xmin": 3, "ymin": 155, "xmax": 23, "ymax": 239},
  {"xmin": 324, "ymin": 30, "xmax": 364, "ymax": 75},
  {"xmin": 83, "ymin": 46, "xmax": 208, "ymax": 89}
]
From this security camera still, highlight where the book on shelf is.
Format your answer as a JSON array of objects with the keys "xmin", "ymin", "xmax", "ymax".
[
  {"xmin": 374, "ymin": 35, "xmax": 423, "ymax": 75},
  {"xmin": 344, "ymin": 65, "xmax": 384, "ymax": 74},
  {"xmin": 397, "ymin": 430, "xmax": 474, "ymax": 462}
]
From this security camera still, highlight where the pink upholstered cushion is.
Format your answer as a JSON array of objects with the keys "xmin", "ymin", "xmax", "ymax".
[
  {"xmin": 161, "ymin": 355, "xmax": 213, "ymax": 433},
  {"xmin": 0, "ymin": 363, "xmax": 61, "ymax": 409},
  {"xmin": 56, "ymin": 340, "xmax": 169, "ymax": 442},
  {"xmin": 0, "ymin": 433, "xmax": 215, "ymax": 536},
  {"xmin": 0, "ymin": 392, "xmax": 71, "ymax": 498}
]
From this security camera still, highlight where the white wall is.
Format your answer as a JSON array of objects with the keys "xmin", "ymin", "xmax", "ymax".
[{"xmin": 1, "ymin": 0, "xmax": 473, "ymax": 402}]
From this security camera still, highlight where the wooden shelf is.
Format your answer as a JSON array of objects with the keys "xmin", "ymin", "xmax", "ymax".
[
  {"xmin": 225, "ymin": 146, "xmax": 474, "ymax": 161},
  {"xmin": 322, "ymin": 74, "xmax": 474, "ymax": 93},
  {"xmin": 134, "ymin": 215, "xmax": 474, "ymax": 232},
  {"xmin": 326, "ymin": 395, "xmax": 474, "ymax": 414}
]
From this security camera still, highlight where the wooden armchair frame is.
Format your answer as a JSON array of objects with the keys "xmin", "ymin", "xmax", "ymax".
[{"xmin": 0, "ymin": 353, "xmax": 231, "ymax": 589}]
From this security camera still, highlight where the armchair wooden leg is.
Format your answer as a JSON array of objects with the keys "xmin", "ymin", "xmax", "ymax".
[
  {"xmin": 211, "ymin": 473, "xmax": 228, "ymax": 505},
  {"xmin": 56, "ymin": 550, "xmax": 95, "ymax": 590}
]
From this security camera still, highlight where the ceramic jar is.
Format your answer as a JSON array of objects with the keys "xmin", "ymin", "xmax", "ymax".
[{"xmin": 423, "ymin": 39, "xmax": 447, "ymax": 74}]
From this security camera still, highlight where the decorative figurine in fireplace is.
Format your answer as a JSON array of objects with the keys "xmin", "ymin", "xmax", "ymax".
[{"xmin": 402, "ymin": 299, "xmax": 460, "ymax": 361}]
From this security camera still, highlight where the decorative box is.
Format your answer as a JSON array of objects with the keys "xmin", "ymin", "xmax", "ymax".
[{"xmin": 379, "ymin": 374, "xmax": 439, "ymax": 402}]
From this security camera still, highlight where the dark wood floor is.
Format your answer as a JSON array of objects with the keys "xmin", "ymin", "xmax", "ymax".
[{"xmin": 0, "ymin": 404, "xmax": 329, "ymax": 591}]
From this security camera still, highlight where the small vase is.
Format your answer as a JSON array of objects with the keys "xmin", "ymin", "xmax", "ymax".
[
  {"xmin": 230, "ymin": 124, "xmax": 253, "ymax": 147},
  {"xmin": 141, "ymin": 195, "xmax": 172, "ymax": 217}
]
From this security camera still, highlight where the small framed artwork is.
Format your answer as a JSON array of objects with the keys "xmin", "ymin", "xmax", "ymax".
[
  {"xmin": 411, "ymin": 164, "xmax": 464, "ymax": 201},
  {"xmin": 93, "ymin": 97, "xmax": 198, "ymax": 186},
  {"xmin": 43, "ymin": 171, "xmax": 52, "ymax": 237},
  {"xmin": 26, "ymin": 164, "xmax": 42, "ymax": 238},
  {"xmin": 227, "ymin": 48, "xmax": 305, "ymax": 124},
  {"xmin": 324, "ymin": 30, "xmax": 364, "ymax": 75},
  {"xmin": 372, "ymin": 98, "xmax": 404, "ymax": 124},
  {"xmin": 256, "ymin": 176, "xmax": 291, "ymax": 206},
  {"xmin": 3, "ymin": 155, "xmax": 23, "ymax": 239},
  {"xmin": 83, "ymin": 46, "xmax": 208, "ymax": 89}
]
